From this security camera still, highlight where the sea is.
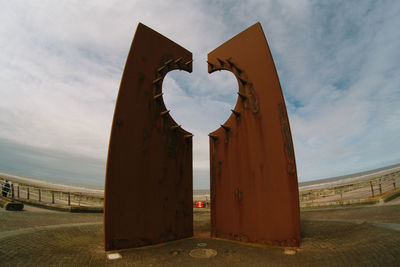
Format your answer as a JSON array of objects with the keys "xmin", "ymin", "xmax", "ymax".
[{"xmin": 1, "ymin": 163, "xmax": 399, "ymax": 196}]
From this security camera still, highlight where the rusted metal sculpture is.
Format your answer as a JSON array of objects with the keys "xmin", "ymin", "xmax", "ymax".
[
  {"xmin": 104, "ymin": 23, "xmax": 193, "ymax": 251},
  {"xmin": 208, "ymin": 23, "xmax": 300, "ymax": 247}
]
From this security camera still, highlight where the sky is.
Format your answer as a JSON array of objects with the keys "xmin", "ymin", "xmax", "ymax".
[{"xmin": 0, "ymin": 0, "xmax": 399, "ymax": 189}]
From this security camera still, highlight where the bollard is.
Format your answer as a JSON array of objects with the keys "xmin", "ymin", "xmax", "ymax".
[
  {"xmin": 38, "ymin": 188, "xmax": 41, "ymax": 202},
  {"xmin": 379, "ymin": 184, "xmax": 382, "ymax": 195},
  {"xmin": 52, "ymin": 191, "xmax": 55, "ymax": 204},
  {"xmin": 27, "ymin": 187, "xmax": 30, "ymax": 200},
  {"xmin": 67, "ymin": 192, "xmax": 71, "ymax": 206}
]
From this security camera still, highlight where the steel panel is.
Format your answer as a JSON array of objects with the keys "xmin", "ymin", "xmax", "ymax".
[
  {"xmin": 208, "ymin": 23, "xmax": 300, "ymax": 247},
  {"xmin": 104, "ymin": 23, "xmax": 193, "ymax": 251}
]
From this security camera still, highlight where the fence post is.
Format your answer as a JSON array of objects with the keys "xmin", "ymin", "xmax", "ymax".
[
  {"xmin": 11, "ymin": 184, "xmax": 14, "ymax": 201},
  {"xmin": 52, "ymin": 191, "xmax": 55, "ymax": 204},
  {"xmin": 379, "ymin": 183, "xmax": 382, "ymax": 195},
  {"xmin": 38, "ymin": 188, "xmax": 41, "ymax": 202},
  {"xmin": 27, "ymin": 187, "xmax": 30, "ymax": 200},
  {"xmin": 370, "ymin": 181, "xmax": 374, "ymax": 197},
  {"xmin": 68, "ymin": 192, "xmax": 71, "ymax": 206}
]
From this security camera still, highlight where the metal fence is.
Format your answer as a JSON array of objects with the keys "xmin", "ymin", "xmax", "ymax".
[{"xmin": 0, "ymin": 179, "xmax": 103, "ymax": 208}]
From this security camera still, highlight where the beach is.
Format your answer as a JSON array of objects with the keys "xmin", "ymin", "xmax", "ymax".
[{"xmin": 1, "ymin": 163, "xmax": 400, "ymax": 211}]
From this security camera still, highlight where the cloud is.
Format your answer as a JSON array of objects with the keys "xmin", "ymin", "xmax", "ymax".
[
  {"xmin": 0, "ymin": 0, "xmax": 399, "ymax": 188},
  {"xmin": 0, "ymin": 138, "xmax": 105, "ymax": 186}
]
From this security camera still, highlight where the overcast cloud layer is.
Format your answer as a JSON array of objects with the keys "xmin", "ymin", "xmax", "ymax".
[{"xmin": 0, "ymin": 0, "xmax": 399, "ymax": 188}]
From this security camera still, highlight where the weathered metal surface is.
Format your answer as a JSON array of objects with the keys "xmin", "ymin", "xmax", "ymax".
[
  {"xmin": 208, "ymin": 22, "xmax": 300, "ymax": 247},
  {"xmin": 104, "ymin": 23, "xmax": 193, "ymax": 251}
]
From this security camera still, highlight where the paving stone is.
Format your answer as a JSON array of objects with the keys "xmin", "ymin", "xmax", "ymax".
[{"xmin": 0, "ymin": 204, "xmax": 399, "ymax": 266}]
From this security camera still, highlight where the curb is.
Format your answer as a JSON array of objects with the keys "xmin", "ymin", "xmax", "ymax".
[
  {"xmin": 382, "ymin": 188, "xmax": 400, "ymax": 202},
  {"xmin": 19, "ymin": 199, "xmax": 103, "ymax": 213}
]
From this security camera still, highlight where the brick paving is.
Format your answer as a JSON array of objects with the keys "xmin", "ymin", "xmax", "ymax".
[
  {"xmin": 0, "ymin": 203, "xmax": 399, "ymax": 266},
  {"xmin": 301, "ymin": 202, "xmax": 400, "ymax": 224},
  {"xmin": 0, "ymin": 205, "xmax": 103, "ymax": 232}
]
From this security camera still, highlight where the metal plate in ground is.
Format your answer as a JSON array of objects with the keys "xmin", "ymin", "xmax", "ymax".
[
  {"xmin": 189, "ymin": 248, "xmax": 217, "ymax": 258},
  {"xmin": 107, "ymin": 253, "xmax": 122, "ymax": 260}
]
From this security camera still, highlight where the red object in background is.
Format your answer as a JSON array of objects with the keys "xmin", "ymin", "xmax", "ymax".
[{"xmin": 196, "ymin": 201, "xmax": 204, "ymax": 208}]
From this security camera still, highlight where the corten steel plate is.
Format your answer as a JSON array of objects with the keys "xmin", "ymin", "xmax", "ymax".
[
  {"xmin": 208, "ymin": 22, "xmax": 300, "ymax": 247},
  {"xmin": 104, "ymin": 23, "xmax": 193, "ymax": 251}
]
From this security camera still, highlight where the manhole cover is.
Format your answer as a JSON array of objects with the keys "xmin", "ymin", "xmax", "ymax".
[{"xmin": 189, "ymin": 248, "xmax": 217, "ymax": 258}]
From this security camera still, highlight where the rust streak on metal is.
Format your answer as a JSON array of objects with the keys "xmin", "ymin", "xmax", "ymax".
[
  {"xmin": 104, "ymin": 23, "xmax": 193, "ymax": 251},
  {"xmin": 208, "ymin": 22, "xmax": 300, "ymax": 247}
]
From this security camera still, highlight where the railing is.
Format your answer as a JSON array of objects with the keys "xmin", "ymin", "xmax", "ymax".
[
  {"xmin": 0, "ymin": 179, "xmax": 103, "ymax": 208},
  {"xmin": 299, "ymin": 171, "xmax": 400, "ymax": 205},
  {"xmin": 2, "ymin": 169, "xmax": 399, "ymax": 210}
]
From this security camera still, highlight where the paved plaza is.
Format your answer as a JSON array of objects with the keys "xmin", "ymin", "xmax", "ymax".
[{"xmin": 0, "ymin": 202, "xmax": 399, "ymax": 266}]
